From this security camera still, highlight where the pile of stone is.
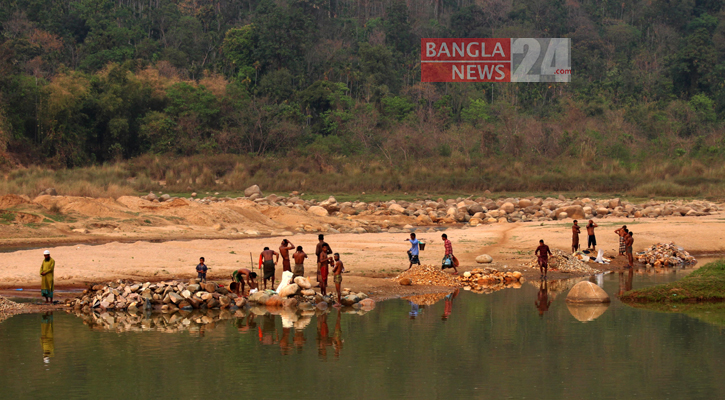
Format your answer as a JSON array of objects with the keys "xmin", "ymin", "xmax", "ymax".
[
  {"xmin": 247, "ymin": 277, "xmax": 374, "ymax": 309},
  {"xmin": 393, "ymin": 264, "xmax": 461, "ymax": 287},
  {"xmin": 0, "ymin": 295, "xmax": 24, "ymax": 312},
  {"xmin": 525, "ymin": 250, "xmax": 601, "ymax": 274},
  {"xmin": 637, "ymin": 243, "xmax": 697, "ymax": 267},
  {"xmin": 458, "ymin": 267, "xmax": 524, "ymax": 293},
  {"xmin": 66, "ymin": 279, "xmax": 245, "ymax": 313},
  {"xmin": 403, "ymin": 292, "xmax": 450, "ymax": 306}
]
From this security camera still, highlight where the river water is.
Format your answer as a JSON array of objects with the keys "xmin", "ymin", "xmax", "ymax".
[{"xmin": 1, "ymin": 269, "xmax": 723, "ymax": 400}]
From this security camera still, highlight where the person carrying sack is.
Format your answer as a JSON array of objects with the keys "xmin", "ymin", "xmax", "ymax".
[{"xmin": 440, "ymin": 233, "xmax": 459, "ymax": 275}]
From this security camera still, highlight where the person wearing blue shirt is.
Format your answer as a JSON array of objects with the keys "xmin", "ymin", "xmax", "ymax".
[{"xmin": 405, "ymin": 233, "xmax": 421, "ymax": 270}]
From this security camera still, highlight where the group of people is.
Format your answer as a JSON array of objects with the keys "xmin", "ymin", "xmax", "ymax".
[
  {"xmin": 222, "ymin": 234, "xmax": 345, "ymax": 303},
  {"xmin": 404, "ymin": 232, "xmax": 460, "ymax": 275},
  {"xmin": 534, "ymin": 221, "xmax": 637, "ymax": 278}
]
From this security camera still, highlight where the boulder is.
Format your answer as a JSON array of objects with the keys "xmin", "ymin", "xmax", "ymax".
[
  {"xmin": 168, "ymin": 292, "xmax": 184, "ymax": 304},
  {"xmin": 468, "ymin": 203, "xmax": 484, "ymax": 215},
  {"xmin": 248, "ymin": 291, "xmax": 266, "ymax": 303},
  {"xmin": 500, "ymin": 202, "xmax": 515, "ymax": 213},
  {"xmin": 283, "ymin": 298, "xmax": 298, "ymax": 308},
  {"xmin": 518, "ymin": 199, "xmax": 533, "ymax": 208},
  {"xmin": 388, "ymin": 204, "xmax": 406, "ymax": 213},
  {"xmin": 308, "ymin": 206, "xmax": 329, "ymax": 217},
  {"xmin": 202, "ymin": 283, "xmax": 217, "ymax": 293},
  {"xmin": 566, "ymin": 281, "xmax": 611, "ymax": 303},
  {"xmin": 244, "ymin": 185, "xmax": 262, "ymax": 197},
  {"xmin": 178, "ymin": 300, "xmax": 193, "ymax": 310},
  {"xmin": 399, "ymin": 278, "xmax": 412, "ymax": 286},
  {"xmin": 278, "ymin": 283, "xmax": 299, "ymax": 298},
  {"xmin": 301, "ymin": 289, "xmax": 316, "ymax": 296},
  {"xmin": 235, "ymin": 297, "xmax": 247, "ymax": 308},
  {"xmin": 187, "ymin": 284, "xmax": 200, "ymax": 293},
  {"xmin": 160, "ymin": 194, "xmax": 171, "ymax": 202},
  {"xmin": 294, "ymin": 277, "xmax": 312, "ymax": 289},
  {"xmin": 265, "ymin": 295, "xmax": 284, "ymax": 307},
  {"xmin": 476, "ymin": 254, "xmax": 493, "ymax": 264},
  {"xmin": 608, "ymin": 198, "xmax": 621, "ymax": 209},
  {"xmin": 359, "ymin": 298, "xmax": 376, "ymax": 310}
]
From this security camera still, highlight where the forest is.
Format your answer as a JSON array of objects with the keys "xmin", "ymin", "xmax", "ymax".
[{"xmin": 0, "ymin": 0, "xmax": 724, "ymax": 195}]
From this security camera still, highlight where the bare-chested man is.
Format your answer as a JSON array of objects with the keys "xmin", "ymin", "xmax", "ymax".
[
  {"xmin": 279, "ymin": 239, "xmax": 295, "ymax": 273},
  {"xmin": 318, "ymin": 244, "xmax": 332, "ymax": 296},
  {"xmin": 586, "ymin": 220, "xmax": 598, "ymax": 251},
  {"xmin": 231, "ymin": 268, "xmax": 258, "ymax": 297},
  {"xmin": 332, "ymin": 253, "xmax": 344, "ymax": 304},
  {"xmin": 315, "ymin": 234, "xmax": 332, "ymax": 287},
  {"xmin": 625, "ymin": 231, "xmax": 634, "ymax": 268},
  {"xmin": 292, "ymin": 246, "xmax": 307, "ymax": 278},
  {"xmin": 260, "ymin": 247, "xmax": 279, "ymax": 289},
  {"xmin": 572, "ymin": 220, "xmax": 581, "ymax": 253}
]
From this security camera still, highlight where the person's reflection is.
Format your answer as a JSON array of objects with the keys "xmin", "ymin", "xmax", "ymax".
[
  {"xmin": 409, "ymin": 301, "xmax": 419, "ymax": 319},
  {"xmin": 280, "ymin": 327, "xmax": 292, "ymax": 355},
  {"xmin": 535, "ymin": 279, "xmax": 552, "ymax": 316},
  {"xmin": 316, "ymin": 312, "xmax": 331, "ymax": 359},
  {"xmin": 442, "ymin": 289, "xmax": 460, "ymax": 321},
  {"xmin": 332, "ymin": 308, "xmax": 343, "ymax": 358},
  {"xmin": 293, "ymin": 328, "xmax": 306, "ymax": 351},
  {"xmin": 41, "ymin": 312, "xmax": 54, "ymax": 365},
  {"xmin": 260, "ymin": 314, "xmax": 278, "ymax": 345},
  {"xmin": 618, "ymin": 268, "xmax": 634, "ymax": 296}
]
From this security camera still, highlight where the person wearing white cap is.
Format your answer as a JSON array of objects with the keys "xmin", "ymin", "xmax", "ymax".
[{"xmin": 40, "ymin": 250, "xmax": 55, "ymax": 303}]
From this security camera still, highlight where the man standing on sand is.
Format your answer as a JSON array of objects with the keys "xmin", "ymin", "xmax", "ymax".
[
  {"xmin": 332, "ymin": 253, "xmax": 344, "ymax": 304},
  {"xmin": 586, "ymin": 220, "xmax": 598, "ymax": 252},
  {"xmin": 441, "ymin": 233, "xmax": 458, "ymax": 275},
  {"xmin": 40, "ymin": 250, "xmax": 54, "ymax": 304},
  {"xmin": 315, "ymin": 234, "xmax": 332, "ymax": 286},
  {"xmin": 572, "ymin": 220, "xmax": 581, "ymax": 253},
  {"xmin": 615, "ymin": 225, "xmax": 628, "ymax": 256},
  {"xmin": 405, "ymin": 233, "xmax": 420, "ymax": 270},
  {"xmin": 625, "ymin": 231, "xmax": 635, "ymax": 268},
  {"xmin": 231, "ymin": 268, "xmax": 258, "ymax": 297},
  {"xmin": 535, "ymin": 239, "xmax": 552, "ymax": 278},
  {"xmin": 292, "ymin": 246, "xmax": 307, "ymax": 279},
  {"xmin": 279, "ymin": 239, "xmax": 295, "ymax": 273},
  {"xmin": 318, "ymin": 244, "xmax": 332, "ymax": 295},
  {"xmin": 260, "ymin": 247, "xmax": 279, "ymax": 290}
]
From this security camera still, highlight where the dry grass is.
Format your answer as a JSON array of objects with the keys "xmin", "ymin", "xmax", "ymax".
[{"xmin": 1, "ymin": 155, "xmax": 724, "ymax": 199}]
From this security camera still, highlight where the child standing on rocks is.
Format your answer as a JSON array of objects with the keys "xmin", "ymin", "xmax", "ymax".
[{"xmin": 196, "ymin": 257, "xmax": 208, "ymax": 283}]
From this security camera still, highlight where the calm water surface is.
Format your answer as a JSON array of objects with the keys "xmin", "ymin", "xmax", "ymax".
[{"xmin": 1, "ymin": 269, "xmax": 723, "ymax": 400}]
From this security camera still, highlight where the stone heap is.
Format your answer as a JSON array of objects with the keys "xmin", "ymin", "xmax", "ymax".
[
  {"xmin": 0, "ymin": 295, "xmax": 24, "ymax": 312},
  {"xmin": 393, "ymin": 264, "xmax": 461, "ymax": 287},
  {"xmin": 524, "ymin": 250, "xmax": 601, "ymax": 274},
  {"xmin": 246, "ymin": 277, "xmax": 374, "ymax": 309},
  {"xmin": 458, "ymin": 267, "xmax": 524, "ymax": 293},
  {"xmin": 66, "ymin": 279, "xmax": 245, "ymax": 313},
  {"xmin": 637, "ymin": 243, "xmax": 697, "ymax": 267}
]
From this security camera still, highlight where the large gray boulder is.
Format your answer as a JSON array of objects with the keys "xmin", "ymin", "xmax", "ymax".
[{"xmin": 244, "ymin": 185, "xmax": 262, "ymax": 197}]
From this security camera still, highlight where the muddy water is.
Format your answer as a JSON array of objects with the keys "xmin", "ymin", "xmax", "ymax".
[{"xmin": 1, "ymin": 270, "xmax": 724, "ymax": 400}]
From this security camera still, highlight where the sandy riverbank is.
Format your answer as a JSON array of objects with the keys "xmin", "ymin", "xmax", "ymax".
[{"xmin": 2, "ymin": 213, "xmax": 724, "ymax": 301}]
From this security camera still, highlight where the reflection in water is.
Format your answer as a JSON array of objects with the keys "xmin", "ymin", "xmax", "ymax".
[
  {"xmin": 567, "ymin": 303, "xmax": 610, "ymax": 322},
  {"xmin": 535, "ymin": 280, "xmax": 552, "ymax": 316},
  {"xmin": 442, "ymin": 289, "xmax": 459, "ymax": 321},
  {"xmin": 618, "ymin": 268, "xmax": 634, "ymax": 296},
  {"xmin": 40, "ymin": 312, "xmax": 54, "ymax": 364},
  {"xmin": 409, "ymin": 301, "xmax": 420, "ymax": 319}
]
